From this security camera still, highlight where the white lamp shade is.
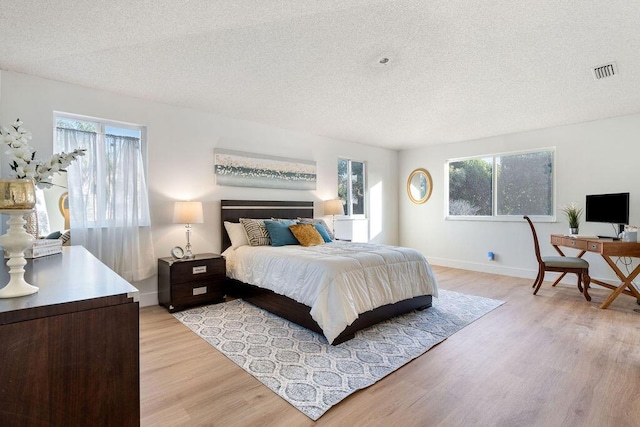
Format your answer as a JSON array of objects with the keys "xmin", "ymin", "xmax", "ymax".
[
  {"xmin": 173, "ymin": 201, "xmax": 204, "ymax": 224},
  {"xmin": 324, "ymin": 199, "xmax": 344, "ymax": 216}
]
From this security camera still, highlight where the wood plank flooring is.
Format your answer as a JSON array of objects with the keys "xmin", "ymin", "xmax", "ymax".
[{"xmin": 140, "ymin": 267, "xmax": 640, "ymax": 426}]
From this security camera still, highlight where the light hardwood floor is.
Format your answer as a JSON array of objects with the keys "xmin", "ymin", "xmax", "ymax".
[{"xmin": 140, "ymin": 267, "xmax": 640, "ymax": 426}]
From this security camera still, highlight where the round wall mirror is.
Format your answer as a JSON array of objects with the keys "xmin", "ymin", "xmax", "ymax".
[{"xmin": 407, "ymin": 168, "xmax": 433, "ymax": 204}]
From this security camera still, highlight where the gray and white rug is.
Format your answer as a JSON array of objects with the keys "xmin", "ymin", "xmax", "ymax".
[{"xmin": 173, "ymin": 289, "xmax": 504, "ymax": 420}]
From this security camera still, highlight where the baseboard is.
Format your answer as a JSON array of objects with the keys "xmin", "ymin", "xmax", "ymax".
[
  {"xmin": 138, "ymin": 291, "xmax": 158, "ymax": 308},
  {"xmin": 427, "ymin": 256, "xmax": 614, "ymax": 288},
  {"xmin": 428, "ymin": 257, "xmax": 536, "ymax": 279}
]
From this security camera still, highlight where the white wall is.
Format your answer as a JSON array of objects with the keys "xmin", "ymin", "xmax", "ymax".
[
  {"xmin": 399, "ymin": 113, "xmax": 640, "ymax": 284},
  {"xmin": 0, "ymin": 70, "xmax": 399, "ymax": 306}
]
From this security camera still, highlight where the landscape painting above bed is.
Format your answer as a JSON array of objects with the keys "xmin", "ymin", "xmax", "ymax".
[
  {"xmin": 214, "ymin": 149, "xmax": 316, "ymax": 190},
  {"xmin": 220, "ymin": 200, "xmax": 439, "ymax": 344}
]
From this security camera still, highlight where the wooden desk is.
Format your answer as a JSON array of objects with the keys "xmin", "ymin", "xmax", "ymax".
[
  {"xmin": 550, "ymin": 234, "xmax": 640, "ymax": 308},
  {"xmin": 0, "ymin": 246, "xmax": 140, "ymax": 425}
]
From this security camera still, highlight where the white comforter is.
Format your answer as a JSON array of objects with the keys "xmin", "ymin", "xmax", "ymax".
[{"xmin": 223, "ymin": 241, "xmax": 438, "ymax": 343}]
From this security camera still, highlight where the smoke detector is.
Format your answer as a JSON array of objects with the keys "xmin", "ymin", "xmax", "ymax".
[
  {"xmin": 372, "ymin": 56, "xmax": 392, "ymax": 67},
  {"xmin": 592, "ymin": 62, "xmax": 617, "ymax": 80}
]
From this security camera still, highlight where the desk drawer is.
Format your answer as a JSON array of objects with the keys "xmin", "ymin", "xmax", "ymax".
[
  {"xmin": 587, "ymin": 241, "xmax": 602, "ymax": 252},
  {"xmin": 551, "ymin": 236, "xmax": 563, "ymax": 245},
  {"xmin": 564, "ymin": 238, "xmax": 587, "ymax": 250}
]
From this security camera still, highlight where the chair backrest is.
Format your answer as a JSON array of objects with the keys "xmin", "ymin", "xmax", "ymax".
[{"xmin": 523, "ymin": 216, "xmax": 544, "ymax": 265}]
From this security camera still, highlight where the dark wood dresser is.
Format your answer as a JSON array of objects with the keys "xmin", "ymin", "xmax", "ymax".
[{"xmin": 0, "ymin": 246, "xmax": 140, "ymax": 426}]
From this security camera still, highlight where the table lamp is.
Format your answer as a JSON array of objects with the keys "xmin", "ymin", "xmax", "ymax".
[
  {"xmin": 173, "ymin": 201, "xmax": 204, "ymax": 259},
  {"xmin": 323, "ymin": 199, "xmax": 344, "ymax": 235}
]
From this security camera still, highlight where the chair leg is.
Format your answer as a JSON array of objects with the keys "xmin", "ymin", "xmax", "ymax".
[
  {"xmin": 576, "ymin": 274, "xmax": 583, "ymax": 293},
  {"xmin": 533, "ymin": 267, "xmax": 543, "ymax": 289},
  {"xmin": 533, "ymin": 269, "xmax": 545, "ymax": 295},
  {"xmin": 582, "ymin": 270, "xmax": 591, "ymax": 301}
]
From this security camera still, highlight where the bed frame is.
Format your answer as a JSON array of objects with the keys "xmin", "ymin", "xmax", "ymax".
[{"xmin": 221, "ymin": 199, "xmax": 433, "ymax": 345}]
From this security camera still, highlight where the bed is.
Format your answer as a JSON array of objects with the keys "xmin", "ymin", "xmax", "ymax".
[{"xmin": 221, "ymin": 200, "xmax": 438, "ymax": 344}]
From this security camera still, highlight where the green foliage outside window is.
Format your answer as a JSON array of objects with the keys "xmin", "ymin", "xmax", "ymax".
[
  {"xmin": 497, "ymin": 152, "xmax": 553, "ymax": 216},
  {"xmin": 449, "ymin": 158, "xmax": 492, "ymax": 215},
  {"xmin": 448, "ymin": 150, "xmax": 554, "ymax": 217},
  {"xmin": 338, "ymin": 159, "xmax": 365, "ymax": 216}
]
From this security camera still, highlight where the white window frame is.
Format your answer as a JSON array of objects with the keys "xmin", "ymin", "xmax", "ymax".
[
  {"xmin": 338, "ymin": 158, "xmax": 367, "ymax": 218},
  {"xmin": 445, "ymin": 148, "xmax": 556, "ymax": 222},
  {"xmin": 54, "ymin": 112, "xmax": 148, "ymax": 172},
  {"xmin": 53, "ymin": 112, "xmax": 149, "ymax": 226}
]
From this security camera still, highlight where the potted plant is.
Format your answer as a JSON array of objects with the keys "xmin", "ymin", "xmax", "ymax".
[{"xmin": 561, "ymin": 203, "xmax": 583, "ymax": 235}]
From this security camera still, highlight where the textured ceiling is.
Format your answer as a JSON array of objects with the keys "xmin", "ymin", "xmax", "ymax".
[{"xmin": 1, "ymin": 0, "xmax": 640, "ymax": 150}]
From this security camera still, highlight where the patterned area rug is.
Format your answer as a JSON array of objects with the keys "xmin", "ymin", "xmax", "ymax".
[{"xmin": 173, "ymin": 289, "xmax": 504, "ymax": 420}]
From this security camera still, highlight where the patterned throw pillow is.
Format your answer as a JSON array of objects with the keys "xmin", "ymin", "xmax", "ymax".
[
  {"xmin": 297, "ymin": 217, "xmax": 335, "ymax": 240},
  {"xmin": 60, "ymin": 230, "xmax": 71, "ymax": 246},
  {"xmin": 239, "ymin": 218, "xmax": 271, "ymax": 246},
  {"xmin": 289, "ymin": 223, "xmax": 325, "ymax": 247}
]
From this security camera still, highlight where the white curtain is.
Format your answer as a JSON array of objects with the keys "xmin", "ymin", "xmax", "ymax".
[{"xmin": 56, "ymin": 128, "xmax": 156, "ymax": 281}]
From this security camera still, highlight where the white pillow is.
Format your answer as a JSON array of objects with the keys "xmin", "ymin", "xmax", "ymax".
[{"xmin": 224, "ymin": 221, "xmax": 249, "ymax": 249}]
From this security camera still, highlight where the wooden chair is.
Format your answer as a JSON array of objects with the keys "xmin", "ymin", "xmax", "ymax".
[{"xmin": 523, "ymin": 216, "xmax": 591, "ymax": 301}]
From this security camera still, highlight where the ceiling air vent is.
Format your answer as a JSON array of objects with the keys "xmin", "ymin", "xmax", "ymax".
[{"xmin": 592, "ymin": 62, "xmax": 617, "ymax": 80}]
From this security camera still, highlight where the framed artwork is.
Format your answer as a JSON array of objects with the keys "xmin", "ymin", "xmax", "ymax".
[{"xmin": 214, "ymin": 149, "xmax": 316, "ymax": 190}]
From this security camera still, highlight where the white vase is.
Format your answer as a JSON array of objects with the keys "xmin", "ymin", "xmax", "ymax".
[{"xmin": 0, "ymin": 179, "xmax": 38, "ymax": 298}]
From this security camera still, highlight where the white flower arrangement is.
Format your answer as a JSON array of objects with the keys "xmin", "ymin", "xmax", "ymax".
[{"xmin": 0, "ymin": 119, "xmax": 86, "ymax": 189}]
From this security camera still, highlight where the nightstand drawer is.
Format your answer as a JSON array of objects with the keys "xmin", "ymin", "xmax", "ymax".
[
  {"xmin": 158, "ymin": 253, "xmax": 227, "ymax": 312},
  {"xmin": 171, "ymin": 281, "xmax": 224, "ymax": 308},
  {"xmin": 171, "ymin": 258, "xmax": 224, "ymax": 284}
]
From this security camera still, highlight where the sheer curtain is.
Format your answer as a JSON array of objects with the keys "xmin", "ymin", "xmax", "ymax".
[{"xmin": 56, "ymin": 128, "xmax": 156, "ymax": 281}]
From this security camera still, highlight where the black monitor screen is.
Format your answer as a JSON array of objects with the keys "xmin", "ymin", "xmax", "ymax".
[{"xmin": 585, "ymin": 192, "xmax": 629, "ymax": 225}]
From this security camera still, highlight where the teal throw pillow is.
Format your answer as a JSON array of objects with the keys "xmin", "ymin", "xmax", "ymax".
[
  {"xmin": 314, "ymin": 222, "xmax": 333, "ymax": 243},
  {"xmin": 264, "ymin": 220, "xmax": 299, "ymax": 246}
]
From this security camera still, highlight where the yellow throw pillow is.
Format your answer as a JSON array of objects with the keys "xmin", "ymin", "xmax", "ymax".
[{"xmin": 289, "ymin": 223, "xmax": 325, "ymax": 247}]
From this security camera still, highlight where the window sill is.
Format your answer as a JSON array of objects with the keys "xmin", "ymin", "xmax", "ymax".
[{"xmin": 445, "ymin": 215, "xmax": 556, "ymax": 223}]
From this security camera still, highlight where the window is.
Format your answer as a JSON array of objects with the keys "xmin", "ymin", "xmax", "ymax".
[
  {"xmin": 338, "ymin": 158, "xmax": 366, "ymax": 216},
  {"xmin": 54, "ymin": 115, "xmax": 149, "ymax": 226},
  {"xmin": 54, "ymin": 113, "xmax": 155, "ymax": 282},
  {"xmin": 447, "ymin": 149, "xmax": 554, "ymax": 218}
]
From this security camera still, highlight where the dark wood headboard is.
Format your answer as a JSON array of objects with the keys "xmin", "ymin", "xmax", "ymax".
[{"xmin": 220, "ymin": 200, "xmax": 314, "ymax": 251}]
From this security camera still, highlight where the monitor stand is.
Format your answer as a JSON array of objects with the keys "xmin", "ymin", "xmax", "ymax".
[{"xmin": 597, "ymin": 224, "xmax": 624, "ymax": 240}]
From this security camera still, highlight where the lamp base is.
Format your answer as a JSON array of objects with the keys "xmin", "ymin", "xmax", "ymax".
[
  {"xmin": 183, "ymin": 251, "xmax": 195, "ymax": 260},
  {"xmin": 0, "ymin": 209, "xmax": 38, "ymax": 298},
  {"xmin": 183, "ymin": 243, "xmax": 195, "ymax": 260}
]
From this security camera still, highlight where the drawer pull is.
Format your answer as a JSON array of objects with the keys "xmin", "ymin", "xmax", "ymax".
[
  {"xmin": 570, "ymin": 241, "xmax": 576, "ymax": 246},
  {"xmin": 193, "ymin": 266, "xmax": 207, "ymax": 274},
  {"xmin": 193, "ymin": 286, "xmax": 207, "ymax": 296},
  {"xmin": 589, "ymin": 244, "xmax": 598, "ymax": 250}
]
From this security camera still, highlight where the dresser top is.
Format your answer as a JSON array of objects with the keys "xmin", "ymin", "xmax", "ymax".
[{"xmin": 0, "ymin": 246, "xmax": 139, "ymax": 324}]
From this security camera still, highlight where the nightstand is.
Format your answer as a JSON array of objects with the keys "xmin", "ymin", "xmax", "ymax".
[{"xmin": 158, "ymin": 253, "xmax": 225, "ymax": 312}]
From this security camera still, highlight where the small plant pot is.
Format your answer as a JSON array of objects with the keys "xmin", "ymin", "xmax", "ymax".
[{"xmin": 569, "ymin": 227, "xmax": 579, "ymax": 235}]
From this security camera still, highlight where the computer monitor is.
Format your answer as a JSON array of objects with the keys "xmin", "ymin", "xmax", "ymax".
[{"xmin": 585, "ymin": 192, "xmax": 629, "ymax": 233}]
